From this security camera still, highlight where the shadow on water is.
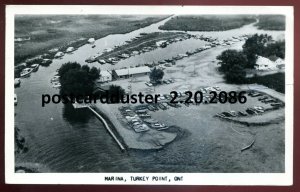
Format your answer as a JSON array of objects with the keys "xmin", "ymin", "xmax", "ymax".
[{"xmin": 62, "ymin": 103, "xmax": 92, "ymax": 124}]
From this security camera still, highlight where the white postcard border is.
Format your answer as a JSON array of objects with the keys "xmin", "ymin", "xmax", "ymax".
[{"xmin": 5, "ymin": 5, "xmax": 294, "ymax": 185}]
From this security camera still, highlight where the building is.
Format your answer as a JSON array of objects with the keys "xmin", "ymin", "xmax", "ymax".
[
  {"xmin": 255, "ymin": 56, "xmax": 277, "ymax": 70},
  {"xmin": 98, "ymin": 70, "xmax": 112, "ymax": 83},
  {"xmin": 275, "ymin": 58, "xmax": 285, "ymax": 69},
  {"xmin": 112, "ymin": 66, "xmax": 150, "ymax": 79}
]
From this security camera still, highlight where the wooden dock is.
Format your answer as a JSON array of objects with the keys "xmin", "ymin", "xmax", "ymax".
[{"xmin": 72, "ymin": 102, "xmax": 90, "ymax": 109}]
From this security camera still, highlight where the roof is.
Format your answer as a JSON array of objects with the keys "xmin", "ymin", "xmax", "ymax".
[
  {"xmin": 114, "ymin": 66, "xmax": 150, "ymax": 76},
  {"xmin": 100, "ymin": 70, "xmax": 112, "ymax": 77},
  {"xmin": 275, "ymin": 58, "xmax": 285, "ymax": 64},
  {"xmin": 256, "ymin": 56, "xmax": 274, "ymax": 66}
]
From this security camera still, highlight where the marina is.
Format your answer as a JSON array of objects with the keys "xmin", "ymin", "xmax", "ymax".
[{"xmin": 13, "ymin": 14, "xmax": 286, "ymax": 173}]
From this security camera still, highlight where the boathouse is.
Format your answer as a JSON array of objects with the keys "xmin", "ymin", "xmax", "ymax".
[{"xmin": 112, "ymin": 66, "xmax": 150, "ymax": 79}]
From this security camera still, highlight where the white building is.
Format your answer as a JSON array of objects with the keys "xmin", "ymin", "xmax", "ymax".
[
  {"xmin": 112, "ymin": 66, "xmax": 150, "ymax": 79},
  {"xmin": 275, "ymin": 58, "xmax": 285, "ymax": 69},
  {"xmin": 255, "ymin": 56, "xmax": 277, "ymax": 70},
  {"xmin": 98, "ymin": 70, "xmax": 112, "ymax": 83}
]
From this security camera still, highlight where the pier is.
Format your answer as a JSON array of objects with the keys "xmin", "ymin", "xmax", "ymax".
[
  {"xmin": 87, "ymin": 106, "xmax": 126, "ymax": 151},
  {"xmin": 72, "ymin": 102, "xmax": 126, "ymax": 151}
]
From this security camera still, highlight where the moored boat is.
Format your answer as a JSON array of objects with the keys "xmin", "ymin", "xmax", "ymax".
[
  {"xmin": 31, "ymin": 64, "xmax": 39, "ymax": 72},
  {"xmin": 51, "ymin": 75, "xmax": 60, "ymax": 82},
  {"xmin": 14, "ymin": 94, "xmax": 17, "ymax": 105},
  {"xmin": 14, "ymin": 78, "xmax": 21, "ymax": 87},
  {"xmin": 40, "ymin": 59, "xmax": 52, "ymax": 66},
  {"xmin": 20, "ymin": 68, "xmax": 33, "ymax": 78},
  {"xmin": 52, "ymin": 82, "xmax": 61, "ymax": 88}
]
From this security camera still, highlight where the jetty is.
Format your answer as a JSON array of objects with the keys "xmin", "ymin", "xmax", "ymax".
[{"xmin": 72, "ymin": 102, "xmax": 126, "ymax": 151}]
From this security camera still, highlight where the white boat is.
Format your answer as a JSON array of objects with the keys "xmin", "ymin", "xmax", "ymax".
[
  {"xmin": 14, "ymin": 94, "xmax": 17, "ymax": 105},
  {"xmin": 52, "ymin": 82, "xmax": 61, "ymax": 88},
  {"xmin": 54, "ymin": 52, "xmax": 64, "ymax": 58},
  {"xmin": 20, "ymin": 68, "xmax": 33, "ymax": 78},
  {"xmin": 14, "ymin": 78, "xmax": 21, "ymax": 87},
  {"xmin": 31, "ymin": 64, "xmax": 39, "ymax": 72},
  {"xmin": 88, "ymin": 38, "xmax": 95, "ymax": 44},
  {"xmin": 65, "ymin": 47, "xmax": 75, "ymax": 53},
  {"xmin": 51, "ymin": 75, "xmax": 60, "ymax": 82},
  {"xmin": 98, "ymin": 60, "xmax": 106, "ymax": 64}
]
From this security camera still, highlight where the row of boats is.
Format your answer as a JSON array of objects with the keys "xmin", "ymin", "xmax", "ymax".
[
  {"xmin": 14, "ymin": 64, "xmax": 40, "ymax": 88},
  {"xmin": 87, "ymin": 33, "xmax": 248, "ymax": 66},
  {"xmin": 19, "ymin": 64, "xmax": 39, "ymax": 78},
  {"xmin": 85, "ymin": 33, "xmax": 193, "ymax": 64},
  {"xmin": 50, "ymin": 73, "xmax": 61, "ymax": 88}
]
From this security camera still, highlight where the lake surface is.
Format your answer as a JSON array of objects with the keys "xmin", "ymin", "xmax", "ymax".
[{"xmin": 14, "ymin": 16, "xmax": 284, "ymax": 172}]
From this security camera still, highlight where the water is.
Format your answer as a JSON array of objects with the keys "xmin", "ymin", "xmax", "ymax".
[{"xmin": 14, "ymin": 16, "xmax": 284, "ymax": 172}]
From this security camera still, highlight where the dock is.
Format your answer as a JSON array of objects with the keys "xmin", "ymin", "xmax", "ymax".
[
  {"xmin": 72, "ymin": 102, "xmax": 90, "ymax": 109},
  {"xmin": 87, "ymin": 106, "xmax": 126, "ymax": 151},
  {"xmin": 71, "ymin": 100, "xmax": 125, "ymax": 151}
]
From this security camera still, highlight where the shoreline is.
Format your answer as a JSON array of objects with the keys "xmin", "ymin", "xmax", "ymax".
[{"xmin": 15, "ymin": 15, "xmax": 171, "ymax": 66}]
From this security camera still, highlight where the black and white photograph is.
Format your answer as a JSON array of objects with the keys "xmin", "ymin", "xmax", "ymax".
[{"xmin": 5, "ymin": 5, "xmax": 293, "ymax": 185}]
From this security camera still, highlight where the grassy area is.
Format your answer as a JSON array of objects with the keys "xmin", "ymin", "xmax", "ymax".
[
  {"xmin": 15, "ymin": 15, "xmax": 170, "ymax": 64},
  {"xmin": 255, "ymin": 15, "xmax": 285, "ymax": 31},
  {"xmin": 158, "ymin": 15, "xmax": 256, "ymax": 31},
  {"xmin": 247, "ymin": 73, "xmax": 285, "ymax": 93}
]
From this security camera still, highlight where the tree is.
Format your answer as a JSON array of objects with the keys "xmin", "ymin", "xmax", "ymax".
[
  {"xmin": 216, "ymin": 50, "xmax": 247, "ymax": 72},
  {"xmin": 107, "ymin": 85, "xmax": 125, "ymax": 103},
  {"xmin": 89, "ymin": 67, "xmax": 101, "ymax": 80},
  {"xmin": 149, "ymin": 67, "xmax": 164, "ymax": 83},
  {"xmin": 217, "ymin": 50, "xmax": 247, "ymax": 84},
  {"xmin": 242, "ymin": 34, "xmax": 272, "ymax": 68},
  {"xmin": 263, "ymin": 40, "xmax": 285, "ymax": 59},
  {"xmin": 224, "ymin": 64, "xmax": 246, "ymax": 84},
  {"xmin": 58, "ymin": 62, "xmax": 100, "ymax": 96}
]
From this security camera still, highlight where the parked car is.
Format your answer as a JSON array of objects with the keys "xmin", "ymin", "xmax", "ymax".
[
  {"xmin": 238, "ymin": 111, "xmax": 248, "ymax": 116},
  {"xmin": 147, "ymin": 105, "xmax": 156, "ymax": 111},
  {"xmin": 246, "ymin": 108, "xmax": 258, "ymax": 115},
  {"xmin": 138, "ymin": 113, "xmax": 151, "ymax": 118},
  {"xmin": 258, "ymin": 96, "xmax": 269, "ymax": 101},
  {"xmin": 254, "ymin": 106, "xmax": 264, "ymax": 110},
  {"xmin": 163, "ymin": 80, "xmax": 170, "ymax": 84},
  {"xmin": 229, "ymin": 111, "xmax": 238, "ymax": 117},
  {"xmin": 271, "ymin": 103, "xmax": 285, "ymax": 107},
  {"xmin": 145, "ymin": 82, "xmax": 153, "ymax": 87},
  {"xmin": 213, "ymin": 86, "xmax": 221, "ymax": 91},
  {"xmin": 158, "ymin": 103, "xmax": 167, "ymax": 110},
  {"xmin": 222, "ymin": 112, "xmax": 234, "ymax": 117}
]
